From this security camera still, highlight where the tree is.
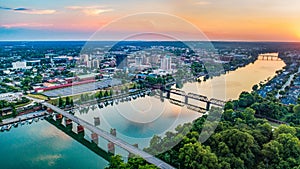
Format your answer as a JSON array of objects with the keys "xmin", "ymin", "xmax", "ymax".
[
  {"xmin": 65, "ymin": 96, "xmax": 71, "ymax": 105},
  {"xmin": 274, "ymin": 125, "xmax": 296, "ymax": 138},
  {"xmin": 242, "ymin": 107, "xmax": 255, "ymax": 122},
  {"xmin": 252, "ymin": 84, "xmax": 258, "ymax": 91},
  {"xmin": 33, "ymin": 74, "xmax": 43, "ymax": 83},
  {"xmin": 104, "ymin": 90, "xmax": 109, "ymax": 97},
  {"xmin": 178, "ymin": 142, "xmax": 219, "ymax": 169},
  {"xmin": 293, "ymin": 104, "xmax": 300, "ymax": 117},
  {"xmin": 98, "ymin": 91, "xmax": 103, "ymax": 99},
  {"xmin": 209, "ymin": 129, "xmax": 257, "ymax": 168},
  {"xmin": 105, "ymin": 155, "xmax": 126, "ymax": 169},
  {"xmin": 238, "ymin": 92, "xmax": 255, "ymax": 107},
  {"xmin": 12, "ymin": 107, "xmax": 18, "ymax": 117},
  {"xmin": 260, "ymin": 140, "xmax": 283, "ymax": 168},
  {"xmin": 70, "ymin": 99, "xmax": 74, "ymax": 107},
  {"xmin": 105, "ymin": 155, "xmax": 158, "ymax": 169},
  {"xmin": 223, "ymin": 109, "xmax": 235, "ymax": 122},
  {"xmin": 224, "ymin": 101, "xmax": 234, "ymax": 110},
  {"xmin": 58, "ymin": 97, "xmax": 64, "ymax": 108}
]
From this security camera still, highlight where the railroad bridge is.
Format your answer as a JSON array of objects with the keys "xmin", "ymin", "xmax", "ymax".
[
  {"xmin": 165, "ymin": 88, "xmax": 226, "ymax": 112},
  {"xmin": 259, "ymin": 54, "xmax": 280, "ymax": 61}
]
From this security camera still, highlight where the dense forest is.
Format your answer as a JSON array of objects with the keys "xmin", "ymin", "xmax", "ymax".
[{"xmin": 106, "ymin": 91, "xmax": 300, "ymax": 169}]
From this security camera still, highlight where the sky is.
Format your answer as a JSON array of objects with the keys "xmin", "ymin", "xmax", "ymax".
[{"xmin": 1, "ymin": 0, "xmax": 300, "ymax": 41}]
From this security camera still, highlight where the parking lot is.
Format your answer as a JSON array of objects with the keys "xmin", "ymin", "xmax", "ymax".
[{"xmin": 43, "ymin": 79, "xmax": 122, "ymax": 97}]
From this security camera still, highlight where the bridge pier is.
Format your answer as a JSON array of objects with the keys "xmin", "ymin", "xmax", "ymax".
[
  {"xmin": 128, "ymin": 144, "xmax": 139, "ymax": 158},
  {"xmin": 185, "ymin": 96, "xmax": 188, "ymax": 104},
  {"xmin": 55, "ymin": 114, "xmax": 63, "ymax": 123},
  {"xmin": 65, "ymin": 118, "xmax": 72, "ymax": 126},
  {"xmin": 107, "ymin": 142, "xmax": 115, "ymax": 154},
  {"xmin": 77, "ymin": 125, "xmax": 84, "ymax": 134},
  {"xmin": 91, "ymin": 132, "xmax": 98, "ymax": 144},
  {"xmin": 47, "ymin": 108, "xmax": 54, "ymax": 114},
  {"xmin": 166, "ymin": 90, "xmax": 170, "ymax": 99},
  {"xmin": 206, "ymin": 102, "xmax": 211, "ymax": 111},
  {"xmin": 110, "ymin": 128, "xmax": 116, "ymax": 136},
  {"xmin": 94, "ymin": 117, "xmax": 100, "ymax": 126}
]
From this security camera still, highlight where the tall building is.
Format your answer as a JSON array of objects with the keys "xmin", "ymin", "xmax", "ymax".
[
  {"xmin": 115, "ymin": 54, "xmax": 128, "ymax": 69},
  {"xmin": 150, "ymin": 55, "xmax": 159, "ymax": 65},
  {"xmin": 135, "ymin": 57, "xmax": 142, "ymax": 66},
  {"xmin": 160, "ymin": 55, "xmax": 171, "ymax": 70},
  {"xmin": 80, "ymin": 54, "xmax": 89, "ymax": 63},
  {"xmin": 87, "ymin": 61, "xmax": 92, "ymax": 68},
  {"xmin": 92, "ymin": 59, "xmax": 100, "ymax": 68}
]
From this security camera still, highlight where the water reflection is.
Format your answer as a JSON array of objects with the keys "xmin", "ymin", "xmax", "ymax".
[{"xmin": 75, "ymin": 56, "xmax": 286, "ymax": 150}]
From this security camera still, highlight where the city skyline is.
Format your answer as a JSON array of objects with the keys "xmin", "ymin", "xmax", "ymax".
[{"xmin": 1, "ymin": 0, "xmax": 300, "ymax": 41}]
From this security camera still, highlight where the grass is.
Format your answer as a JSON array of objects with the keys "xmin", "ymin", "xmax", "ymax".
[
  {"xmin": 28, "ymin": 93, "xmax": 49, "ymax": 100},
  {"xmin": 46, "ymin": 82, "xmax": 136, "ymax": 101},
  {"xmin": 15, "ymin": 100, "xmax": 33, "ymax": 108}
]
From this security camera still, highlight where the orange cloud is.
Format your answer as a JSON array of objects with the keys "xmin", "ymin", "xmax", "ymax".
[
  {"xmin": 66, "ymin": 6, "xmax": 113, "ymax": 16},
  {"xmin": 1, "ymin": 23, "xmax": 53, "ymax": 28},
  {"xmin": 195, "ymin": 1, "xmax": 211, "ymax": 5},
  {"xmin": 17, "ymin": 9, "xmax": 56, "ymax": 15}
]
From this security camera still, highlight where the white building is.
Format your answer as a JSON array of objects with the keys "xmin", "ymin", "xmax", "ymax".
[
  {"xmin": 160, "ymin": 55, "xmax": 171, "ymax": 70},
  {"xmin": 92, "ymin": 59, "xmax": 100, "ymax": 68},
  {"xmin": 135, "ymin": 57, "xmax": 142, "ymax": 66},
  {"xmin": 0, "ymin": 92, "xmax": 23, "ymax": 102},
  {"xmin": 12, "ymin": 61, "xmax": 27, "ymax": 69}
]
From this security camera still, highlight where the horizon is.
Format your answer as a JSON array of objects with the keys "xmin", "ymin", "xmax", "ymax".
[{"xmin": 1, "ymin": 40, "xmax": 300, "ymax": 43}]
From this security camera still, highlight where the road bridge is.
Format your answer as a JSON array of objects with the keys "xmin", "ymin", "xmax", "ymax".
[{"xmin": 41, "ymin": 102, "xmax": 175, "ymax": 169}]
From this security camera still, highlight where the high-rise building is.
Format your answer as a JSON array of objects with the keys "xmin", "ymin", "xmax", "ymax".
[
  {"xmin": 160, "ymin": 55, "xmax": 171, "ymax": 70},
  {"xmin": 87, "ymin": 61, "xmax": 92, "ymax": 68},
  {"xmin": 135, "ymin": 57, "xmax": 142, "ymax": 66},
  {"xmin": 80, "ymin": 54, "xmax": 89, "ymax": 63},
  {"xmin": 150, "ymin": 55, "xmax": 159, "ymax": 65},
  {"xmin": 115, "ymin": 54, "xmax": 128, "ymax": 69},
  {"xmin": 92, "ymin": 59, "xmax": 100, "ymax": 68}
]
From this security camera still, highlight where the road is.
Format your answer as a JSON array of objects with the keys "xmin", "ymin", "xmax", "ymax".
[{"xmin": 276, "ymin": 66, "xmax": 300, "ymax": 99}]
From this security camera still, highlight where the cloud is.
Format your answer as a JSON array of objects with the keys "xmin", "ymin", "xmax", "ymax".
[
  {"xmin": 1, "ymin": 23, "xmax": 53, "ymax": 28},
  {"xmin": 0, "ymin": 6, "xmax": 56, "ymax": 14},
  {"xmin": 66, "ymin": 6, "xmax": 113, "ymax": 16},
  {"xmin": 18, "ymin": 9, "xmax": 56, "ymax": 14},
  {"xmin": 195, "ymin": 1, "xmax": 211, "ymax": 5}
]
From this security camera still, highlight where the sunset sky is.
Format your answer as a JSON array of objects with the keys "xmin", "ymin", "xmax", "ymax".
[{"xmin": 1, "ymin": 0, "xmax": 300, "ymax": 41}]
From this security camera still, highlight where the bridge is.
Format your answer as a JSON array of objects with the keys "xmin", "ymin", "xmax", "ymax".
[
  {"xmin": 259, "ymin": 54, "xmax": 280, "ymax": 61},
  {"xmin": 41, "ymin": 101, "xmax": 175, "ymax": 169},
  {"xmin": 165, "ymin": 88, "xmax": 226, "ymax": 112}
]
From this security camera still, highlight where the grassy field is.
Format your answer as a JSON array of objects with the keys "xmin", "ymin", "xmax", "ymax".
[{"xmin": 28, "ymin": 93, "xmax": 49, "ymax": 100}]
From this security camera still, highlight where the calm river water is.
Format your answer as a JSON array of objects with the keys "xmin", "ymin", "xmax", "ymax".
[{"xmin": 0, "ymin": 56, "xmax": 285, "ymax": 169}]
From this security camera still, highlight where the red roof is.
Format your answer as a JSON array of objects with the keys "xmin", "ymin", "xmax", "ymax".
[{"xmin": 34, "ymin": 79, "xmax": 96, "ymax": 92}]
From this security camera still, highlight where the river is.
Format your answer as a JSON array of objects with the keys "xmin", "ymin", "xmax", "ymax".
[{"xmin": 0, "ymin": 55, "xmax": 285, "ymax": 168}]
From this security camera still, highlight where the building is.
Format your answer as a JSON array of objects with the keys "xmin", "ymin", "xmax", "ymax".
[
  {"xmin": 135, "ymin": 57, "xmax": 142, "ymax": 66},
  {"xmin": 12, "ymin": 61, "xmax": 27, "ymax": 69},
  {"xmin": 92, "ymin": 59, "xmax": 100, "ymax": 68},
  {"xmin": 160, "ymin": 55, "xmax": 171, "ymax": 70},
  {"xmin": 80, "ymin": 54, "xmax": 89, "ymax": 63},
  {"xmin": 115, "ymin": 54, "xmax": 128, "ymax": 69},
  {"xmin": 0, "ymin": 92, "xmax": 23, "ymax": 102},
  {"xmin": 87, "ymin": 61, "xmax": 92, "ymax": 68}
]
